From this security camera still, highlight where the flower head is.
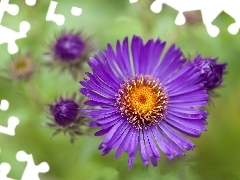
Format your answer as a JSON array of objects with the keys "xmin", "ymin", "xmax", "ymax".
[
  {"xmin": 54, "ymin": 32, "xmax": 84, "ymax": 61},
  {"xmin": 193, "ymin": 55, "xmax": 227, "ymax": 90},
  {"xmin": 50, "ymin": 99, "xmax": 79, "ymax": 127},
  {"xmin": 80, "ymin": 35, "xmax": 209, "ymax": 168},
  {"xmin": 46, "ymin": 94, "xmax": 87, "ymax": 143},
  {"xmin": 183, "ymin": 10, "xmax": 202, "ymax": 25},
  {"xmin": 45, "ymin": 30, "xmax": 96, "ymax": 79},
  {"xmin": 2, "ymin": 53, "xmax": 35, "ymax": 82}
]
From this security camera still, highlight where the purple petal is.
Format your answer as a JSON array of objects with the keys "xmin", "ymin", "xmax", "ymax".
[
  {"xmin": 127, "ymin": 129, "xmax": 139, "ymax": 168},
  {"xmin": 131, "ymin": 35, "xmax": 143, "ymax": 75},
  {"xmin": 165, "ymin": 118, "xmax": 202, "ymax": 137},
  {"xmin": 151, "ymin": 126, "xmax": 184, "ymax": 159},
  {"xmin": 84, "ymin": 72, "xmax": 116, "ymax": 94},
  {"xmin": 88, "ymin": 57, "xmax": 120, "ymax": 89},
  {"xmin": 95, "ymin": 127, "xmax": 112, "ymax": 136},
  {"xmin": 105, "ymin": 44, "xmax": 125, "ymax": 80},
  {"xmin": 170, "ymin": 89, "xmax": 208, "ymax": 100},
  {"xmin": 102, "ymin": 119, "xmax": 126, "ymax": 144},
  {"xmin": 160, "ymin": 122, "xmax": 195, "ymax": 150},
  {"xmin": 145, "ymin": 129, "xmax": 160, "ymax": 166},
  {"xmin": 147, "ymin": 39, "xmax": 166, "ymax": 74},
  {"xmin": 114, "ymin": 38, "xmax": 132, "ymax": 77},
  {"xmin": 80, "ymin": 80, "xmax": 115, "ymax": 98},
  {"xmin": 115, "ymin": 127, "xmax": 134, "ymax": 158},
  {"xmin": 122, "ymin": 37, "xmax": 133, "ymax": 76},
  {"xmin": 169, "ymin": 84, "xmax": 204, "ymax": 97},
  {"xmin": 80, "ymin": 88, "xmax": 115, "ymax": 104},
  {"xmin": 169, "ymin": 100, "xmax": 208, "ymax": 107},
  {"xmin": 139, "ymin": 130, "xmax": 149, "ymax": 166},
  {"xmin": 168, "ymin": 106, "xmax": 208, "ymax": 118},
  {"xmin": 102, "ymin": 124, "xmax": 131, "ymax": 156},
  {"xmin": 166, "ymin": 113, "xmax": 207, "ymax": 131},
  {"xmin": 139, "ymin": 39, "xmax": 154, "ymax": 74},
  {"xmin": 91, "ymin": 113, "xmax": 122, "ymax": 126},
  {"xmin": 101, "ymin": 116, "xmax": 122, "ymax": 129},
  {"xmin": 82, "ymin": 108, "xmax": 116, "ymax": 118},
  {"xmin": 97, "ymin": 50, "xmax": 124, "ymax": 84},
  {"xmin": 84, "ymin": 100, "xmax": 112, "ymax": 107}
]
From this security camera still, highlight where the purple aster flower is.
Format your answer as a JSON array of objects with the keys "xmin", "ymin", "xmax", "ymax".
[
  {"xmin": 192, "ymin": 55, "xmax": 227, "ymax": 90},
  {"xmin": 46, "ymin": 94, "xmax": 88, "ymax": 143},
  {"xmin": 80, "ymin": 35, "xmax": 209, "ymax": 168},
  {"xmin": 45, "ymin": 30, "xmax": 97, "ymax": 79}
]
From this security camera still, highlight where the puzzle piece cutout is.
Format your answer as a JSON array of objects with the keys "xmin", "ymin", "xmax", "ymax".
[
  {"xmin": 0, "ymin": 150, "xmax": 49, "ymax": 180},
  {"xmin": 0, "ymin": 100, "xmax": 19, "ymax": 136},
  {"xmin": 0, "ymin": 0, "xmax": 31, "ymax": 54},
  {"xmin": 152, "ymin": 0, "xmax": 240, "ymax": 37},
  {"xmin": 25, "ymin": 0, "xmax": 37, "ymax": 6},
  {"xmin": 16, "ymin": 151, "xmax": 49, "ymax": 180},
  {"xmin": 0, "ymin": 98, "xmax": 49, "ymax": 179},
  {"xmin": 46, "ymin": 1, "xmax": 65, "ymax": 26},
  {"xmin": 0, "ymin": 99, "xmax": 9, "ymax": 111},
  {"xmin": 46, "ymin": 0, "xmax": 82, "ymax": 26},
  {"xmin": 0, "ymin": 22, "xmax": 30, "ymax": 54},
  {"xmin": 71, "ymin": 6, "xmax": 82, "ymax": 16},
  {"xmin": 0, "ymin": 116, "xmax": 19, "ymax": 136},
  {"xmin": 0, "ymin": 149, "xmax": 16, "ymax": 180},
  {"xmin": 0, "ymin": 0, "xmax": 19, "ymax": 20},
  {"xmin": 129, "ymin": 0, "xmax": 138, "ymax": 4},
  {"xmin": 0, "ymin": 162, "xmax": 16, "ymax": 180},
  {"xmin": 131, "ymin": 0, "xmax": 240, "ymax": 37}
]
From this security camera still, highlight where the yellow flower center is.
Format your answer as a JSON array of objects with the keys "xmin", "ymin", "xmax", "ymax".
[
  {"xmin": 15, "ymin": 61, "xmax": 27, "ymax": 69},
  {"xmin": 10, "ymin": 56, "xmax": 34, "ymax": 80},
  {"xmin": 116, "ymin": 75, "xmax": 168, "ymax": 129},
  {"xmin": 128, "ymin": 85, "xmax": 157, "ymax": 114}
]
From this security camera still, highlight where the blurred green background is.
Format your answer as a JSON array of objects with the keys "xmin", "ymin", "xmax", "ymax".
[{"xmin": 0, "ymin": 0, "xmax": 240, "ymax": 179}]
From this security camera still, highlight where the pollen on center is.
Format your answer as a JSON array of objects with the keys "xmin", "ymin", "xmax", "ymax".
[
  {"xmin": 128, "ymin": 85, "xmax": 157, "ymax": 114},
  {"xmin": 116, "ymin": 75, "xmax": 168, "ymax": 129}
]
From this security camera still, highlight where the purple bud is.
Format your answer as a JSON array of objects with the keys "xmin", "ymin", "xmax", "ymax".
[
  {"xmin": 193, "ymin": 55, "xmax": 227, "ymax": 90},
  {"xmin": 45, "ymin": 30, "xmax": 97, "ymax": 79},
  {"xmin": 50, "ymin": 99, "xmax": 79, "ymax": 127},
  {"xmin": 54, "ymin": 33, "xmax": 84, "ymax": 61}
]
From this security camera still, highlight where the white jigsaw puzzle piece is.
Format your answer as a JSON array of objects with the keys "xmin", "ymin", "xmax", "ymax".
[
  {"xmin": 0, "ymin": 150, "xmax": 16, "ymax": 180},
  {"xmin": 46, "ymin": 0, "xmax": 65, "ymax": 26},
  {"xmin": 71, "ymin": 6, "xmax": 82, "ymax": 16},
  {"xmin": 129, "ymin": 0, "xmax": 138, "ymax": 4},
  {"xmin": 0, "ymin": 0, "xmax": 19, "ymax": 22},
  {"xmin": 0, "ymin": 0, "xmax": 31, "ymax": 54},
  {"xmin": 16, "ymin": 151, "xmax": 49, "ymax": 180},
  {"xmin": 0, "ymin": 99, "xmax": 19, "ymax": 136},
  {"xmin": 25, "ymin": 0, "xmax": 37, "ymax": 6},
  {"xmin": 130, "ymin": 0, "xmax": 240, "ymax": 37},
  {"xmin": 0, "ymin": 116, "xmax": 19, "ymax": 136},
  {"xmin": 0, "ymin": 22, "xmax": 30, "ymax": 54},
  {"xmin": 0, "ymin": 163, "xmax": 16, "ymax": 180},
  {"xmin": 46, "ymin": 1, "xmax": 83, "ymax": 25},
  {"xmin": 0, "ymin": 99, "xmax": 9, "ymax": 111}
]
